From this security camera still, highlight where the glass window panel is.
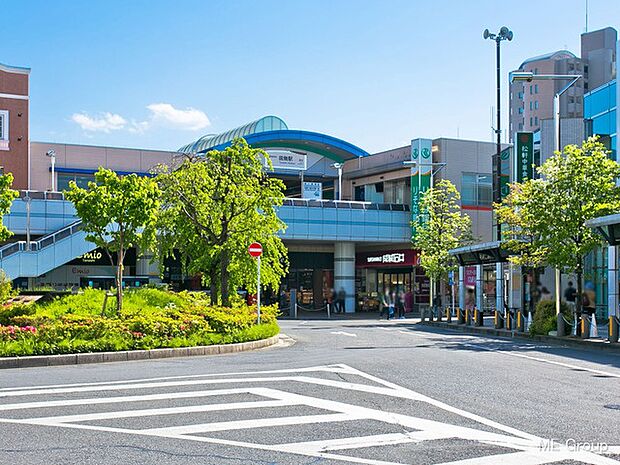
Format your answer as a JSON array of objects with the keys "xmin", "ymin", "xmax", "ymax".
[{"xmin": 57, "ymin": 174, "xmax": 74, "ymax": 192}]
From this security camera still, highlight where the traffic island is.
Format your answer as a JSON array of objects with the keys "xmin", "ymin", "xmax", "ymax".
[
  {"xmin": 421, "ymin": 320, "xmax": 620, "ymax": 353},
  {"xmin": 0, "ymin": 334, "xmax": 282, "ymax": 369}
]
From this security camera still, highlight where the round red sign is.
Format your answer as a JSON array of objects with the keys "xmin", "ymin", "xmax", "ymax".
[{"xmin": 248, "ymin": 242, "xmax": 263, "ymax": 257}]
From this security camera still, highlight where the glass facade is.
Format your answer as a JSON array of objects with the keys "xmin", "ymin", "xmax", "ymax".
[
  {"xmin": 584, "ymin": 80, "xmax": 616, "ymax": 160},
  {"xmin": 57, "ymin": 173, "xmax": 94, "ymax": 191},
  {"xmin": 461, "ymin": 173, "xmax": 493, "ymax": 207}
]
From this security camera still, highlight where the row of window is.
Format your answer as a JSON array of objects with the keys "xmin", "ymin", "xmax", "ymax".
[
  {"xmin": 461, "ymin": 173, "xmax": 492, "ymax": 207},
  {"xmin": 57, "ymin": 174, "xmax": 94, "ymax": 192}
]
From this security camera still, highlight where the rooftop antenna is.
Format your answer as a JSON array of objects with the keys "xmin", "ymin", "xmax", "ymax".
[{"xmin": 585, "ymin": 0, "xmax": 589, "ymax": 33}]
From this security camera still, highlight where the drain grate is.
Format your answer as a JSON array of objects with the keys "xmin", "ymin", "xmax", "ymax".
[{"xmin": 604, "ymin": 404, "xmax": 620, "ymax": 410}]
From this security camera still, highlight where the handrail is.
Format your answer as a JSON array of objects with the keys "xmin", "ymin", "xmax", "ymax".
[
  {"xmin": 280, "ymin": 198, "xmax": 410, "ymax": 211},
  {"xmin": 0, "ymin": 220, "xmax": 83, "ymax": 260}
]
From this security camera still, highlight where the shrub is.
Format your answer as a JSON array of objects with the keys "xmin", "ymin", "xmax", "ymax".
[
  {"xmin": 0, "ymin": 288, "xmax": 278, "ymax": 356},
  {"xmin": 0, "ymin": 271, "xmax": 16, "ymax": 305},
  {"xmin": 529, "ymin": 299, "xmax": 572, "ymax": 336}
]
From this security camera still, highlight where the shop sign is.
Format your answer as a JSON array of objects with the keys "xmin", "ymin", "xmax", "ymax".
[
  {"xmin": 410, "ymin": 138, "xmax": 432, "ymax": 238},
  {"xmin": 356, "ymin": 249, "xmax": 419, "ymax": 268},
  {"xmin": 302, "ymin": 182, "xmax": 322, "ymax": 200},
  {"xmin": 264, "ymin": 151, "xmax": 307, "ymax": 171},
  {"xmin": 500, "ymin": 147, "xmax": 511, "ymax": 199},
  {"xmin": 515, "ymin": 132, "xmax": 534, "ymax": 183}
]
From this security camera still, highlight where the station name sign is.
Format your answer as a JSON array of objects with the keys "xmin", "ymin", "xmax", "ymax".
[{"xmin": 264, "ymin": 151, "xmax": 307, "ymax": 171}]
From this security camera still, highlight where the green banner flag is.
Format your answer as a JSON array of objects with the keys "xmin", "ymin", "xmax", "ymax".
[
  {"xmin": 515, "ymin": 132, "xmax": 534, "ymax": 183},
  {"xmin": 411, "ymin": 138, "xmax": 432, "ymax": 238}
]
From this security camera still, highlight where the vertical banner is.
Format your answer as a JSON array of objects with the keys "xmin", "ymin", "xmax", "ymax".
[
  {"xmin": 410, "ymin": 138, "xmax": 433, "ymax": 237},
  {"xmin": 515, "ymin": 132, "xmax": 534, "ymax": 183},
  {"xmin": 500, "ymin": 146, "xmax": 511, "ymax": 200}
]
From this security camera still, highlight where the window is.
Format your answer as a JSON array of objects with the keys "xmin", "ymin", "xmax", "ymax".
[
  {"xmin": 530, "ymin": 117, "xmax": 533, "ymax": 126},
  {"xmin": 534, "ymin": 116, "xmax": 538, "ymax": 125},
  {"xmin": 0, "ymin": 110, "xmax": 8, "ymax": 150},
  {"xmin": 57, "ymin": 173, "xmax": 95, "ymax": 192},
  {"xmin": 529, "ymin": 101, "xmax": 533, "ymax": 110},
  {"xmin": 530, "ymin": 85, "xmax": 533, "ymax": 94},
  {"xmin": 461, "ymin": 173, "xmax": 492, "ymax": 207},
  {"xmin": 518, "ymin": 107, "xmax": 524, "ymax": 114},
  {"xmin": 518, "ymin": 123, "xmax": 524, "ymax": 131},
  {"xmin": 534, "ymin": 100, "xmax": 539, "ymax": 110},
  {"xmin": 518, "ymin": 91, "xmax": 524, "ymax": 99},
  {"xmin": 534, "ymin": 84, "xmax": 538, "ymax": 94}
]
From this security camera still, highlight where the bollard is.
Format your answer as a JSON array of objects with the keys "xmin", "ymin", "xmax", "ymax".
[
  {"xmin": 474, "ymin": 308, "xmax": 483, "ymax": 327},
  {"xmin": 610, "ymin": 316, "xmax": 619, "ymax": 343},
  {"xmin": 556, "ymin": 313, "xmax": 565, "ymax": 337},
  {"xmin": 494, "ymin": 310, "xmax": 503, "ymax": 329},
  {"xmin": 465, "ymin": 308, "xmax": 471, "ymax": 326},
  {"xmin": 457, "ymin": 307, "xmax": 465, "ymax": 324},
  {"xmin": 446, "ymin": 307, "xmax": 452, "ymax": 322},
  {"xmin": 506, "ymin": 311, "xmax": 513, "ymax": 330},
  {"xmin": 516, "ymin": 311, "xmax": 525, "ymax": 332},
  {"xmin": 581, "ymin": 315, "xmax": 591, "ymax": 339}
]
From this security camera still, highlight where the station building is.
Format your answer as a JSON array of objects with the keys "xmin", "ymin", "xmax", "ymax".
[{"xmin": 0, "ymin": 60, "xmax": 502, "ymax": 314}]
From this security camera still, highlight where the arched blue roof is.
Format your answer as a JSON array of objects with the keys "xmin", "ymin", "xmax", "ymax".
[
  {"xmin": 179, "ymin": 115, "xmax": 368, "ymax": 162},
  {"xmin": 178, "ymin": 115, "xmax": 287, "ymax": 153}
]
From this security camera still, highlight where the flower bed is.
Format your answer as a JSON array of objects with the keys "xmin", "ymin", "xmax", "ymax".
[{"xmin": 0, "ymin": 288, "xmax": 279, "ymax": 357}]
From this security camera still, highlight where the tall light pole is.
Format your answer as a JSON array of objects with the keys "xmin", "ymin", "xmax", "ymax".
[
  {"xmin": 46, "ymin": 150, "xmax": 56, "ymax": 192},
  {"xmin": 331, "ymin": 162, "xmax": 343, "ymax": 201},
  {"xmin": 484, "ymin": 26, "xmax": 513, "ymax": 241},
  {"xmin": 510, "ymin": 71, "xmax": 583, "ymax": 336}
]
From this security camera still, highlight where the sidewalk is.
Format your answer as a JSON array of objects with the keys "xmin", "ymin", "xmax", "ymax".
[{"xmin": 422, "ymin": 319, "xmax": 620, "ymax": 353}]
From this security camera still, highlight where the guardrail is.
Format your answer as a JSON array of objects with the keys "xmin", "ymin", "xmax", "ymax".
[
  {"xmin": 281, "ymin": 198, "xmax": 410, "ymax": 211},
  {"xmin": 0, "ymin": 221, "xmax": 82, "ymax": 260}
]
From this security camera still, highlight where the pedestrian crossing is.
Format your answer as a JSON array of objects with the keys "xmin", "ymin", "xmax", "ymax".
[{"xmin": 0, "ymin": 364, "xmax": 617, "ymax": 465}]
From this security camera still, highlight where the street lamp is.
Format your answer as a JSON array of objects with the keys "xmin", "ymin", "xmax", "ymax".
[
  {"xmin": 331, "ymin": 162, "xmax": 343, "ymax": 201},
  {"xmin": 510, "ymin": 71, "xmax": 583, "ymax": 336},
  {"xmin": 484, "ymin": 26, "xmax": 513, "ymax": 241},
  {"xmin": 46, "ymin": 150, "xmax": 56, "ymax": 192}
]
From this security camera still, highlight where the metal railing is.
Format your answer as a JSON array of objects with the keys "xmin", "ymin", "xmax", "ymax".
[
  {"xmin": 17, "ymin": 190, "xmax": 66, "ymax": 201},
  {"xmin": 0, "ymin": 221, "xmax": 83, "ymax": 260},
  {"xmin": 281, "ymin": 198, "xmax": 410, "ymax": 211}
]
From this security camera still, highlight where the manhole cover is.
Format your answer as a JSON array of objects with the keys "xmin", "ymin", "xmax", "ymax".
[{"xmin": 604, "ymin": 404, "xmax": 620, "ymax": 410}]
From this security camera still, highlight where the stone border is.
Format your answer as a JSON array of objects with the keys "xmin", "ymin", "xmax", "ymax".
[
  {"xmin": 0, "ymin": 334, "xmax": 281, "ymax": 369},
  {"xmin": 421, "ymin": 321, "xmax": 620, "ymax": 353}
]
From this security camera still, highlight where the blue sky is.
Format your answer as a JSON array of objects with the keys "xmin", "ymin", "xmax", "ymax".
[{"xmin": 2, "ymin": 0, "xmax": 619, "ymax": 153}]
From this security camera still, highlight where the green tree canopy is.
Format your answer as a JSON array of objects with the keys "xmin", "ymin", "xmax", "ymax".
[
  {"xmin": 157, "ymin": 138, "xmax": 288, "ymax": 306},
  {"xmin": 66, "ymin": 168, "xmax": 161, "ymax": 311},
  {"xmin": 0, "ymin": 173, "xmax": 18, "ymax": 242},
  {"xmin": 413, "ymin": 179, "xmax": 472, "ymax": 292},
  {"xmin": 497, "ymin": 137, "xmax": 620, "ymax": 314}
]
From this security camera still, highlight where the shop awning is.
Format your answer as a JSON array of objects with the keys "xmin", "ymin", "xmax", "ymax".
[
  {"xmin": 449, "ymin": 241, "xmax": 512, "ymax": 266},
  {"xmin": 586, "ymin": 213, "xmax": 620, "ymax": 246}
]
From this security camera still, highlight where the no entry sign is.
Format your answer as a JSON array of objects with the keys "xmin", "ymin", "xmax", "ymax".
[{"xmin": 248, "ymin": 242, "xmax": 263, "ymax": 257}]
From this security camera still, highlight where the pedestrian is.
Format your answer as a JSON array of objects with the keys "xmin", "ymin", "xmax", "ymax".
[
  {"xmin": 397, "ymin": 290, "xmax": 406, "ymax": 319},
  {"xmin": 540, "ymin": 287, "xmax": 552, "ymax": 301},
  {"xmin": 389, "ymin": 290, "xmax": 396, "ymax": 320},
  {"xmin": 337, "ymin": 287, "xmax": 346, "ymax": 313},
  {"xmin": 380, "ymin": 288, "xmax": 391, "ymax": 320},
  {"xmin": 328, "ymin": 288, "xmax": 336, "ymax": 314},
  {"xmin": 564, "ymin": 281, "xmax": 576, "ymax": 313},
  {"xmin": 583, "ymin": 282, "xmax": 596, "ymax": 317}
]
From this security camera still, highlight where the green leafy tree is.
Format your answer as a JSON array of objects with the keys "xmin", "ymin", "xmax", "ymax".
[
  {"xmin": 158, "ymin": 138, "xmax": 288, "ymax": 306},
  {"xmin": 66, "ymin": 168, "xmax": 161, "ymax": 312},
  {"xmin": 0, "ymin": 172, "xmax": 18, "ymax": 242},
  {"xmin": 497, "ymin": 137, "xmax": 620, "ymax": 316},
  {"xmin": 413, "ymin": 179, "xmax": 472, "ymax": 302}
]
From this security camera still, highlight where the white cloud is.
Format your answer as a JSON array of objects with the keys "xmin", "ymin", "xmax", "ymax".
[
  {"xmin": 71, "ymin": 112, "xmax": 127, "ymax": 133},
  {"xmin": 71, "ymin": 103, "xmax": 210, "ymax": 134},
  {"xmin": 146, "ymin": 103, "xmax": 210, "ymax": 130}
]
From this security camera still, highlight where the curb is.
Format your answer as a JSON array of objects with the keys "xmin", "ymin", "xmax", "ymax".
[
  {"xmin": 421, "ymin": 321, "xmax": 620, "ymax": 353},
  {"xmin": 0, "ymin": 334, "xmax": 281, "ymax": 369}
]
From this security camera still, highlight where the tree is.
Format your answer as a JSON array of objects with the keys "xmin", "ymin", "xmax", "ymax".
[
  {"xmin": 157, "ymin": 138, "xmax": 288, "ymax": 306},
  {"xmin": 66, "ymin": 168, "xmax": 161, "ymax": 312},
  {"xmin": 497, "ymin": 137, "xmax": 620, "ymax": 317},
  {"xmin": 0, "ymin": 172, "xmax": 18, "ymax": 242},
  {"xmin": 413, "ymin": 179, "xmax": 472, "ymax": 304}
]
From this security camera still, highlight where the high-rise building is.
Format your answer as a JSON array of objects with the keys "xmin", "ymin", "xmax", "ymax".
[{"xmin": 509, "ymin": 27, "xmax": 617, "ymax": 142}]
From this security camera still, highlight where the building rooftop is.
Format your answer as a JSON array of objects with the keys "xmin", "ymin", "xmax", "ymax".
[{"xmin": 518, "ymin": 50, "xmax": 577, "ymax": 69}]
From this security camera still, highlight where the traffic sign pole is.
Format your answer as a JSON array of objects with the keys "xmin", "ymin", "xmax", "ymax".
[{"xmin": 257, "ymin": 255, "xmax": 261, "ymax": 325}]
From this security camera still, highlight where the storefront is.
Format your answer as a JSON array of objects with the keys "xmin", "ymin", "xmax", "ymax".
[
  {"xmin": 355, "ymin": 249, "xmax": 429, "ymax": 312},
  {"xmin": 281, "ymin": 252, "xmax": 334, "ymax": 310}
]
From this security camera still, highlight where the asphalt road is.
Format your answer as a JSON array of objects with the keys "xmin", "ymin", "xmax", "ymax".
[{"xmin": 1, "ymin": 319, "xmax": 619, "ymax": 465}]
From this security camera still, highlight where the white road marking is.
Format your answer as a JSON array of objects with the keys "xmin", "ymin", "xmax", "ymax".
[
  {"xmin": 330, "ymin": 331, "xmax": 357, "ymax": 337},
  {"xmin": 0, "ymin": 364, "xmax": 615, "ymax": 465}
]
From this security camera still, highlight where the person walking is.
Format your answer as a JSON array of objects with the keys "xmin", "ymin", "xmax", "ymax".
[
  {"xmin": 336, "ymin": 287, "xmax": 346, "ymax": 313},
  {"xmin": 564, "ymin": 281, "xmax": 577, "ymax": 314},
  {"xmin": 397, "ymin": 290, "xmax": 406, "ymax": 319},
  {"xmin": 389, "ymin": 290, "xmax": 397, "ymax": 320},
  {"xmin": 380, "ymin": 288, "xmax": 391, "ymax": 320}
]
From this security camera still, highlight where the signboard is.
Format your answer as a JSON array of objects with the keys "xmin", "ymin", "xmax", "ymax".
[
  {"xmin": 356, "ymin": 249, "xmax": 419, "ymax": 268},
  {"xmin": 264, "ymin": 151, "xmax": 307, "ymax": 171},
  {"xmin": 464, "ymin": 266, "xmax": 477, "ymax": 287},
  {"xmin": 410, "ymin": 138, "xmax": 433, "ymax": 237},
  {"xmin": 248, "ymin": 242, "xmax": 263, "ymax": 257},
  {"xmin": 500, "ymin": 147, "xmax": 511, "ymax": 199},
  {"xmin": 515, "ymin": 132, "xmax": 534, "ymax": 182},
  {"xmin": 302, "ymin": 182, "xmax": 322, "ymax": 200}
]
